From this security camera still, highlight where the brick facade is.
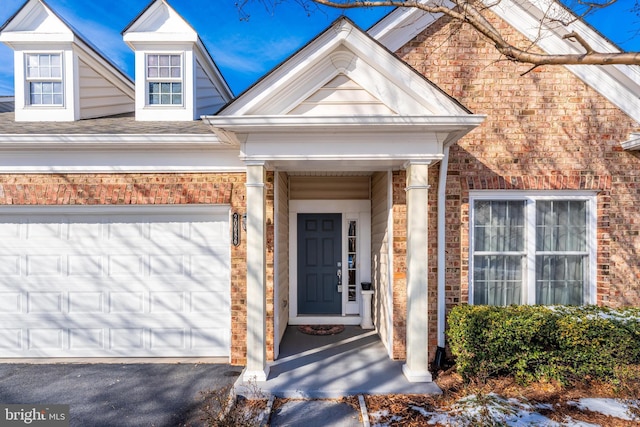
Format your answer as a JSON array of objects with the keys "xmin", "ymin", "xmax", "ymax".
[{"xmin": 391, "ymin": 11, "xmax": 640, "ymax": 357}]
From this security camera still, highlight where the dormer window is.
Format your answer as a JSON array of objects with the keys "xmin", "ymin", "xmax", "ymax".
[
  {"xmin": 26, "ymin": 53, "xmax": 63, "ymax": 106},
  {"xmin": 146, "ymin": 54, "xmax": 182, "ymax": 105}
]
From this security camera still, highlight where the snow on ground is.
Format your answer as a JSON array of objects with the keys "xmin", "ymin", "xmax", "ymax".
[
  {"xmin": 570, "ymin": 398, "xmax": 640, "ymax": 422},
  {"xmin": 369, "ymin": 394, "xmax": 639, "ymax": 426}
]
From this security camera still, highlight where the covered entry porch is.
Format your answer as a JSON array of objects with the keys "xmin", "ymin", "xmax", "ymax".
[{"xmin": 203, "ymin": 17, "xmax": 484, "ymax": 385}]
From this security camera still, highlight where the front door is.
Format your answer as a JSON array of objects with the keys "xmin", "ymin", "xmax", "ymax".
[{"xmin": 297, "ymin": 213, "xmax": 342, "ymax": 315}]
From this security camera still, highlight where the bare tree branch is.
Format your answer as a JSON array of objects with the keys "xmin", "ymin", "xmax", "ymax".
[
  {"xmin": 305, "ymin": 0, "xmax": 640, "ymax": 66},
  {"xmin": 563, "ymin": 31, "xmax": 594, "ymax": 54}
]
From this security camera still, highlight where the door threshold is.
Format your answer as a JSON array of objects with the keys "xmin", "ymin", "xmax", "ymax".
[{"xmin": 289, "ymin": 316, "xmax": 362, "ymax": 325}]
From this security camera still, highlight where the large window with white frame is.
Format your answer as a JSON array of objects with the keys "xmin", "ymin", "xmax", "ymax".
[
  {"xmin": 470, "ymin": 192, "xmax": 596, "ymax": 306},
  {"xmin": 26, "ymin": 53, "xmax": 63, "ymax": 106},
  {"xmin": 146, "ymin": 54, "xmax": 183, "ymax": 105}
]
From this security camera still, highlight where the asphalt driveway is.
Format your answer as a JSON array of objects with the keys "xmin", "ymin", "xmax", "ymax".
[{"xmin": 0, "ymin": 363, "xmax": 243, "ymax": 427}]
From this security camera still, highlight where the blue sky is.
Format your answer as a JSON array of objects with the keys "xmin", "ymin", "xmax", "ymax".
[{"xmin": 0, "ymin": 0, "xmax": 637, "ymax": 96}]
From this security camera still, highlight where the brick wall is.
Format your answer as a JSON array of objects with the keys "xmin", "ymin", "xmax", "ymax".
[
  {"xmin": 391, "ymin": 171, "xmax": 407, "ymax": 359},
  {"xmin": 0, "ymin": 172, "xmax": 254, "ymax": 365},
  {"xmin": 389, "ymin": 11, "xmax": 640, "ymax": 359}
]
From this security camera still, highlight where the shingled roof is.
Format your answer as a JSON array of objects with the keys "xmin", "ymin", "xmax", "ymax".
[{"xmin": 0, "ymin": 112, "xmax": 213, "ymax": 134}]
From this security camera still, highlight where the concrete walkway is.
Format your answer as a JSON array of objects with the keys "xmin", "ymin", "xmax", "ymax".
[
  {"xmin": 235, "ymin": 326, "xmax": 441, "ymax": 399},
  {"xmin": 269, "ymin": 399, "xmax": 362, "ymax": 427}
]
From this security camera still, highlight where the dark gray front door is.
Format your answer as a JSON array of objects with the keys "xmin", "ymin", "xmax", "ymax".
[{"xmin": 297, "ymin": 213, "xmax": 342, "ymax": 315}]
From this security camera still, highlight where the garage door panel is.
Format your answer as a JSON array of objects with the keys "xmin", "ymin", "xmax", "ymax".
[
  {"xmin": 68, "ymin": 221, "xmax": 102, "ymax": 240},
  {"xmin": 69, "ymin": 292, "xmax": 104, "ymax": 313},
  {"xmin": 149, "ymin": 222, "xmax": 187, "ymax": 241},
  {"xmin": 0, "ymin": 206, "xmax": 231, "ymax": 358},
  {"xmin": 28, "ymin": 329, "xmax": 64, "ymax": 350},
  {"xmin": 0, "ymin": 329, "xmax": 21, "ymax": 350},
  {"xmin": 110, "ymin": 329, "xmax": 144, "ymax": 350},
  {"xmin": 191, "ymin": 291, "xmax": 228, "ymax": 313},
  {"xmin": 0, "ymin": 292, "xmax": 21, "ymax": 313},
  {"xmin": 27, "ymin": 292, "xmax": 63, "ymax": 313},
  {"xmin": 109, "ymin": 291, "xmax": 144, "ymax": 313},
  {"xmin": 0, "ymin": 256, "xmax": 20, "ymax": 275},
  {"xmin": 26, "ymin": 255, "xmax": 63, "ymax": 276},
  {"xmin": 68, "ymin": 255, "xmax": 103, "ymax": 277},
  {"xmin": 69, "ymin": 328, "xmax": 104, "ymax": 350},
  {"xmin": 107, "ymin": 222, "xmax": 144, "ymax": 240},
  {"xmin": 108, "ymin": 255, "xmax": 144, "ymax": 277},
  {"xmin": 150, "ymin": 292, "xmax": 185, "ymax": 313},
  {"xmin": 149, "ymin": 255, "xmax": 185, "ymax": 276},
  {"xmin": 26, "ymin": 222, "xmax": 65, "ymax": 240},
  {"xmin": 0, "ymin": 222, "xmax": 20, "ymax": 238}
]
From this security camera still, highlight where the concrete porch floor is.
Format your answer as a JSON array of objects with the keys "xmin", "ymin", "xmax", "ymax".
[{"xmin": 235, "ymin": 325, "xmax": 442, "ymax": 398}]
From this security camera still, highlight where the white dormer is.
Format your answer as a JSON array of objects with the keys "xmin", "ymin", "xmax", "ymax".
[
  {"xmin": 0, "ymin": 0, "xmax": 134, "ymax": 122},
  {"xmin": 122, "ymin": 0, "xmax": 232, "ymax": 121}
]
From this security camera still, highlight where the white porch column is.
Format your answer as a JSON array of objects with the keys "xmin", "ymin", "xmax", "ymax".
[
  {"xmin": 402, "ymin": 161, "xmax": 433, "ymax": 383},
  {"xmin": 243, "ymin": 163, "xmax": 270, "ymax": 382}
]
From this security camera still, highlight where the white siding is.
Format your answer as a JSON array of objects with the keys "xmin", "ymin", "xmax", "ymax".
[
  {"xmin": 289, "ymin": 176, "xmax": 370, "ymax": 200},
  {"xmin": 78, "ymin": 60, "xmax": 134, "ymax": 119},
  {"xmin": 371, "ymin": 171, "xmax": 392, "ymax": 355},
  {"xmin": 195, "ymin": 59, "xmax": 226, "ymax": 116},
  {"xmin": 289, "ymin": 75, "xmax": 395, "ymax": 116}
]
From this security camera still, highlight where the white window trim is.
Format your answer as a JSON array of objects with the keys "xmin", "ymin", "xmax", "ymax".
[
  {"xmin": 144, "ymin": 53, "xmax": 184, "ymax": 107},
  {"xmin": 469, "ymin": 190, "xmax": 597, "ymax": 305},
  {"xmin": 24, "ymin": 52, "xmax": 64, "ymax": 107}
]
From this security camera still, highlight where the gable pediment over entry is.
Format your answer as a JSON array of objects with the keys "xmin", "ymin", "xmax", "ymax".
[
  {"xmin": 204, "ymin": 18, "xmax": 484, "ymax": 170},
  {"xmin": 289, "ymin": 74, "xmax": 396, "ymax": 116}
]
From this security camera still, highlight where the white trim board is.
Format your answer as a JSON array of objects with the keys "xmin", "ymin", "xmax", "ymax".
[{"xmin": 0, "ymin": 148, "xmax": 244, "ymax": 173}]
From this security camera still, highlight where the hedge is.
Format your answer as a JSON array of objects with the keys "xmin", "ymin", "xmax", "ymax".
[{"xmin": 447, "ymin": 305, "xmax": 640, "ymax": 383}]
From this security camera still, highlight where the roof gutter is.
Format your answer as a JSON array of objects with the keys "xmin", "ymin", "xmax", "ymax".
[{"xmin": 435, "ymin": 144, "xmax": 449, "ymax": 368}]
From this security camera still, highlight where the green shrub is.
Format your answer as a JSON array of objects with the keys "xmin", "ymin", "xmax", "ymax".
[{"xmin": 447, "ymin": 305, "xmax": 640, "ymax": 384}]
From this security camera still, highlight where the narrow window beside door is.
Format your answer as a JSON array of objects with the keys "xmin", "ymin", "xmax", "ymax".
[{"xmin": 347, "ymin": 220, "xmax": 357, "ymax": 302}]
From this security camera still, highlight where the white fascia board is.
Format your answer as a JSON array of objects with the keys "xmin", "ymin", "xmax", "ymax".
[
  {"xmin": 0, "ymin": 133, "xmax": 224, "ymax": 150},
  {"xmin": 621, "ymin": 133, "xmax": 640, "ymax": 151},
  {"xmin": 0, "ymin": 146, "xmax": 244, "ymax": 173},
  {"xmin": 248, "ymin": 154, "xmax": 445, "ymax": 161},
  {"xmin": 368, "ymin": 1, "xmax": 448, "ymax": 53},
  {"xmin": 0, "ymin": 32, "xmax": 74, "ymax": 44},
  {"xmin": 204, "ymin": 114, "xmax": 485, "ymax": 132},
  {"xmin": 123, "ymin": 32, "xmax": 198, "ymax": 44}
]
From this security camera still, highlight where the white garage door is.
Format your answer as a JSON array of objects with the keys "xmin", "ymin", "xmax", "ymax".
[{"xmin": 0, "ymin": 205, "xmax": 231, "ymax": 358}]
